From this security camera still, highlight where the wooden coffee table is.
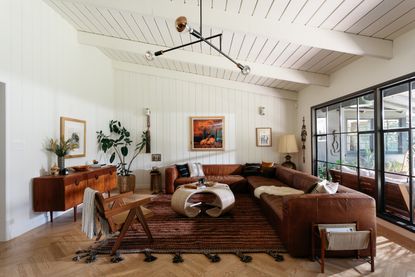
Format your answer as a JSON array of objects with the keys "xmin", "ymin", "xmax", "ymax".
[{"xmin": 171, "ymin": 183, "xmax": 235, "ymax": 217}]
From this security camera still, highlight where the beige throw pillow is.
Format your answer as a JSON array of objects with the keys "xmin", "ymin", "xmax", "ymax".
[{"xmin": 188, "ymin": 162, "xmax": 205, "ymax": 177}]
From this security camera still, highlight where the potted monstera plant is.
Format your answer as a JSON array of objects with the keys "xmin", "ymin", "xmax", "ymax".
[{"xmin": 97, "ymin": 120, "xmax": 147, "ymax": 193}]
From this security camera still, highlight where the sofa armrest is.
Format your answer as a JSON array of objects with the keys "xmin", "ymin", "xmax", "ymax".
[
  {"xmin": 282, "ymin": 193, "xmax": 376, "ymax": 257},
  {"xmin": 165, "ymin": 166, "xmax": 179, "ymax": 194}
]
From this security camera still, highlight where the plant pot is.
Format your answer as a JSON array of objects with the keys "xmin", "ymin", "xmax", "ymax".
[{"xmin": 117, "ymin": 175, "xmax": 136, "ymax": 193}]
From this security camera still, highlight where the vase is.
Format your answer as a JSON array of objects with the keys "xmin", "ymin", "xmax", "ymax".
[
  {"xmin": 57, "ymin": 156, "xmax": 65, "ymax": 170},
  {"xmin": 117, "ymin": 175, "xmax": 136, "ymax": 193},
  {"xmin": 58, "ymin": 156, "xmax": 68, "ymax": 175}
]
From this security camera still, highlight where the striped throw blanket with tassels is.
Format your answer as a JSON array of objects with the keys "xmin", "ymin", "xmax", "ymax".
[{"xmin": 81, "ymin": 187, "xmax": 98, "ymax": 239}]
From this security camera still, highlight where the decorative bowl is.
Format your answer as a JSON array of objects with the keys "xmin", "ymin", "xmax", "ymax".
[{"xmin": 72, "ymin": 165, "xmax": 91, "ymax": 171}]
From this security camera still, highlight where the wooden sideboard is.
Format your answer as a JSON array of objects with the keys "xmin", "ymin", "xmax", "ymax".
[{"xmin": 33, "ymin": 165, "xmax": 117, "ymax": 222}]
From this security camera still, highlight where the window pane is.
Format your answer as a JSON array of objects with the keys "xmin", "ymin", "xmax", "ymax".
[
  {"xmin": 384, "ymin": 131, "xmax": 409, "ymax": 174},
  {"xmin": 359, "ymin": 133, "xmax": 375, "ymax": 169},
  {"xmin": 316, "ymin": 108, "xmax": 327, "ymax": 135},
  {"xmin": 327, "ymin": 134, "xmax": 341, "ymax": 164},
  {"xmin": 411, "ymin": 81, "xmax": 415, "ymax": 127},
  {"xmin": 383, "ymin": 83, "xmax": 409, "ymax": 129},
  {"xmin": 327, "ymin": 163, "xmax": 341, "ymax": 181},
  {"xmin": 327, "ymin": 104, "xmax": 340, "ymax": 134},
  {"xmin": 360, "ymin": 169, "xmax": 376, "ymax": 198},
  {"xmin": 384, "ymin": 173, "xmax": 410, "ymax": 221},
  {"xmin": 317, "ymin": 136, "xmax": 326, "ymax": 161},
  {"xmin": 359, "ymin": 93, "xmax": 374, "ymax": 131},
  {"xmin": 340, "ymin": 166, "xmax": 358, "ymax": 190},
  {"xmin": 317, "ymin": 162, "xmax": 327, "ymax": 179},
  {"xmin": 341, "ymin": 99, "xmax": 357, "ymax": 133},
  {"xmin": 342, "ymin": 133, "xmax": 357, "ymax": 166}
]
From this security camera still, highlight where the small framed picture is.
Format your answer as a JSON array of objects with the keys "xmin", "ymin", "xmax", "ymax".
[
  {"xmin": 256, "ymin": 127, "xmax": 272, "ymax": 147},
  {"xmin": 60, "ymin": 117, "xmax": 86, "ymax": 158}
]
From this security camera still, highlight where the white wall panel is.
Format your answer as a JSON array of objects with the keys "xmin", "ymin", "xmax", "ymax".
[
  {"xmin": 114, "ymin": 69, "xmax": 298, "ymax": 189},
  {"xmin": 0, "ymin": 0, "xmax": 113, "ymax": 240}
]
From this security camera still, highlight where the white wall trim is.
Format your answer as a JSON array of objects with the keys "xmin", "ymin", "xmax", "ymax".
[{"xmin": 112, "ymin": 61, "xmax": 298, "ymax": 101}]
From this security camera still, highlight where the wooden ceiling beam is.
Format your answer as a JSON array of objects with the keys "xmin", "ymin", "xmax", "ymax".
[{"xmin": 78, "ymin": 31, "xmax": 330, "ymax": 86}]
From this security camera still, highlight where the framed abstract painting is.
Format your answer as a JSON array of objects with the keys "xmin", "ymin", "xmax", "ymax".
[
  {"xmin": 190, "ymin": 116, "xmax": 224, "ymax": 151},
  {"xmin": 60, "ymin": 117, "xmax": 86, "ymax": 158}
]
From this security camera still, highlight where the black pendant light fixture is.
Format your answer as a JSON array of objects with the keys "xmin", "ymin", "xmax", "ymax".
[{"xmin": 145, "ymin": 0, "xmax": 251, "ymax": 75}]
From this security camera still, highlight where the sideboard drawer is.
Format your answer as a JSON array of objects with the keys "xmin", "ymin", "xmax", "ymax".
[{"xmin": 64, "ymin": 179, "xmax": 88, "ymax": 209}]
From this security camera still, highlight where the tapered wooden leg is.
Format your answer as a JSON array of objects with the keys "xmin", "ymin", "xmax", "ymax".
[
  {"xmin": 136, "ymin": 207, "xmax": 153, "ymax": 241},
  {"xmin": 95, "ymin": 231, "xmax": 102, "ymax": 241},
  {"xmin": 50, "ymin": 211, "xmax": 53, "ymax": 223},
  {"xmin": 73, "ymin": 205, "xmax": 77, "ymax": 222},
  {"xmin": 311, "ymin": 225, "xmax": 315, "ymax": 261},
  {"xmin": 321, "ymin": 230, "xmax": 326, "ymax": 274},
  {"xmin": 111, "ymin": 210, "xmax": 135, "ymax": 256},
  {"xmin": 370, "ymin": 230, "xmax": 375, "ymax": 272}
]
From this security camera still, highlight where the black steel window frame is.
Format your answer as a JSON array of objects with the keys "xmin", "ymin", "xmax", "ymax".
[{"xmin": 311, "ymin": 72, "xmax": 415, "ymax": 233}]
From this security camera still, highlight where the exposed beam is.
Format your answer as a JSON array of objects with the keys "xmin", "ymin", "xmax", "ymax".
[
  {"xmin": 57, "ymin": 0, "xmax": 393, "ymax": 59},
  {"xmin": 113, "ymin": 61, "xmax": 298, "ymax": 101},
  {"xmin": 78, "ymin": 32, "xmax": 329, "ymax": 87}
]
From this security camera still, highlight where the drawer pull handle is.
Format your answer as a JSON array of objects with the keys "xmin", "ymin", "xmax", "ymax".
[
  {"xmin": 95, "ymin": 175, "xmax": 99, "ymax": 180},
  {"xmin": 75, "ymin": 180, "xmax": 80, "ymax": 185}
]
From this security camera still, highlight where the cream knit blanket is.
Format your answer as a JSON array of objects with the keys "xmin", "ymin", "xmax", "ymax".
[
  {"xmin": 81, "ymin": 187, "xmax": 98, "ymax": 239},
  {"xmin": 254, "ymin": 185, "xmax": 304, "ymax": 199}
]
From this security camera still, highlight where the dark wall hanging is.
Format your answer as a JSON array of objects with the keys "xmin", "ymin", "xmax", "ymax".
[{"xmin": 301, "ymin": 117, "xmax": 307, "ymax": 163}]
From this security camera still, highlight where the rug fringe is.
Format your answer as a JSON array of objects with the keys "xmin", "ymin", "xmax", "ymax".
[
  {"xmin": 235, "ymin": 251, "xmax": 252, "ymax": 263},
  {"xmin": 267, "ymin": 250, "xmax": 284, "ymax": 262},
  {"xmin": 144, "ymin": 251, "xmax": 157, "ymax": 262},
  {"xmin": 204, "ymin": 252, "xmax": 221, "ymax": 263},
  {"xmin": 172, "ymin": 252, "xmax": 184, "ymax": 263}
]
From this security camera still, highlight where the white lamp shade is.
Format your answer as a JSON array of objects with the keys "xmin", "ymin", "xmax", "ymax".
[{"xmin": 277, "ymin": 134, "xmax": 299, "ymax": 153}]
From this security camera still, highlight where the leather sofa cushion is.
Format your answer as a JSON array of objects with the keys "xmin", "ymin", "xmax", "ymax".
[
  {"xmin": 246, "ymin": 176, "xmax": 286, "ymax": 190},
  {"xmin": 261, "ymin": 194, "xmax": 284, "ymax": 222},
  {"xmin": 202, "ymin": 164, "xmax": 243, "ymax": 176},
  {"xmin": 292, "ymin": 172, "xmax": 319, "ymax": 192},
  {"xmin": 275, "ymin": 166, "xmax": 296, "ymax": 186}
]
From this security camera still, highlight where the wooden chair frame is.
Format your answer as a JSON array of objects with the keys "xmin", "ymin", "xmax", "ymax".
[
  {"xmin": 95, "ymin": 191, "xmax": 154, "ymax": 255},
  {"xmin": 311, "ymin": 222, "xmax": 374, "ymax": 273}
]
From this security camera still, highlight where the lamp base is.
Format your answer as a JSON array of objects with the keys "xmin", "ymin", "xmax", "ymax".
[{"xmin": 281, "ymin": 154, "xmax": 296, "ymax": 170}]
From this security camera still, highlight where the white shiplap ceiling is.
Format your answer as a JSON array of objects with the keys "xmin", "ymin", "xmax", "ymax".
[{"xmin": 44, "ymin": 0, "xmax": 415, "ymax": 92}]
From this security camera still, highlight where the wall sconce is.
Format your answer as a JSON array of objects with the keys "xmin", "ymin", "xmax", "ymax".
[
  {"xmin": 259, "ymin": 106, "xmax": 265, "ymax": 116},
  {"xmin": 145, "ymin": 108, "xmax": 151, "ymax": 116}
]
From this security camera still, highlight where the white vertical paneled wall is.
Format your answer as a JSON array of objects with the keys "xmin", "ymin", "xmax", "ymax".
[
  {"xmin": 114, "ymin": 69, "xmax": 298, "ymax": 188},
  {"xmin": 0, "ymin": 0, "xmax": 113, "ymax": 240}
]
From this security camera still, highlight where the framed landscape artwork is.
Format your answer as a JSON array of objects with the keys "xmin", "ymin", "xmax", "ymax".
[
  {"xmin": 191, "ymin": 116, "xmax": 224, "ymax": 151},
  {"xmin": 256, "ymin": 127, "xmax": 272, "ymax": 147},
  {"xmin": 60, "ymin": 117, "xmax": 86, "ymax": 158}
]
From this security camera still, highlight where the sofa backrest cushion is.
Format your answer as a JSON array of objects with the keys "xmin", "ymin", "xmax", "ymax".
[
  {"xmin": 243, "ymin": 163, "xmax": 261, "ymax": 176},
  {"xmin": 202, "ymin": 164, "xmax": 243, "ymax": 176},
  {"xmin": 292, "ymin": 172, "xmax": 320, "ymax": 192},
  {"xmin": 275, "ymin": 165, "xmax": 296, "ymax": 186}
]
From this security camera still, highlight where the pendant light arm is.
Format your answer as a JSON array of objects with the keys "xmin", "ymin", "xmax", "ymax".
[
  {"xmin": 190, "ymin": 31, "xmax": 240, "ymax": 68},
  {"xmin": 154, "ymin": 33, "xmax": 222, "ymax": 56}
]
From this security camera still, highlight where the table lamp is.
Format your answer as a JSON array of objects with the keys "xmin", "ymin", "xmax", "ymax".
[{"xmin": 277, "ymin": 134, "xmax": 299, "ymax": 169}]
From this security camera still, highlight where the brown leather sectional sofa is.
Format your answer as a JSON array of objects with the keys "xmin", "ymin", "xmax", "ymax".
[{"xmin": 165, "ymin": 164, "xmax": 376, "ymax": 257}]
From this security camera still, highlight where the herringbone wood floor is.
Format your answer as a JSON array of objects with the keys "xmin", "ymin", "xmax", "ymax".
[{"xmin": 0, "ymin": 209, "xmax": 414, "ymax": 277}]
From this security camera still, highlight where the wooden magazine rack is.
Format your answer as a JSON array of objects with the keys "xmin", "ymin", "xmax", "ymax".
[{"xmin": 311, "ymin": 223, "xmax": 374, "ymax": 273}]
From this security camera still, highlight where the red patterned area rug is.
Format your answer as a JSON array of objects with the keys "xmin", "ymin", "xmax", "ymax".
[{"xmin": 82, "ymin": 193, "xmax": 286, "ymax": 263}]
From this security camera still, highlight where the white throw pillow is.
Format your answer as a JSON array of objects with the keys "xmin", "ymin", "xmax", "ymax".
[
  {"xmin": 311, "ymin": 180, "xmax": 339, "ymax": 194},
  {"xmin": 188, "ymin": 163, "xmax": 205, "ymax": 177}
]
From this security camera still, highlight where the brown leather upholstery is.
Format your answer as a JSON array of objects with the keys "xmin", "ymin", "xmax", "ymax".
[
  {"xmin": 246, "ymin": 176, "xmax": 286, "ymax": 190},
  {"xmin": 282, "ymin": 190, "xmax": 376, "ymax": 257},
  {"xmin": 292, "ymin": 172, "xmax": 319, "ymax": 192},
  {"xmin": 275, "ymin": 165, "xmax": 296, "ymax": 186},
  {"xmin": 164, "ymin": 164, "xmax": 246, "ymax": 194},
  {"xmin": 165, "ymin": 164, "xmax": 377, "ymax": 258}
]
